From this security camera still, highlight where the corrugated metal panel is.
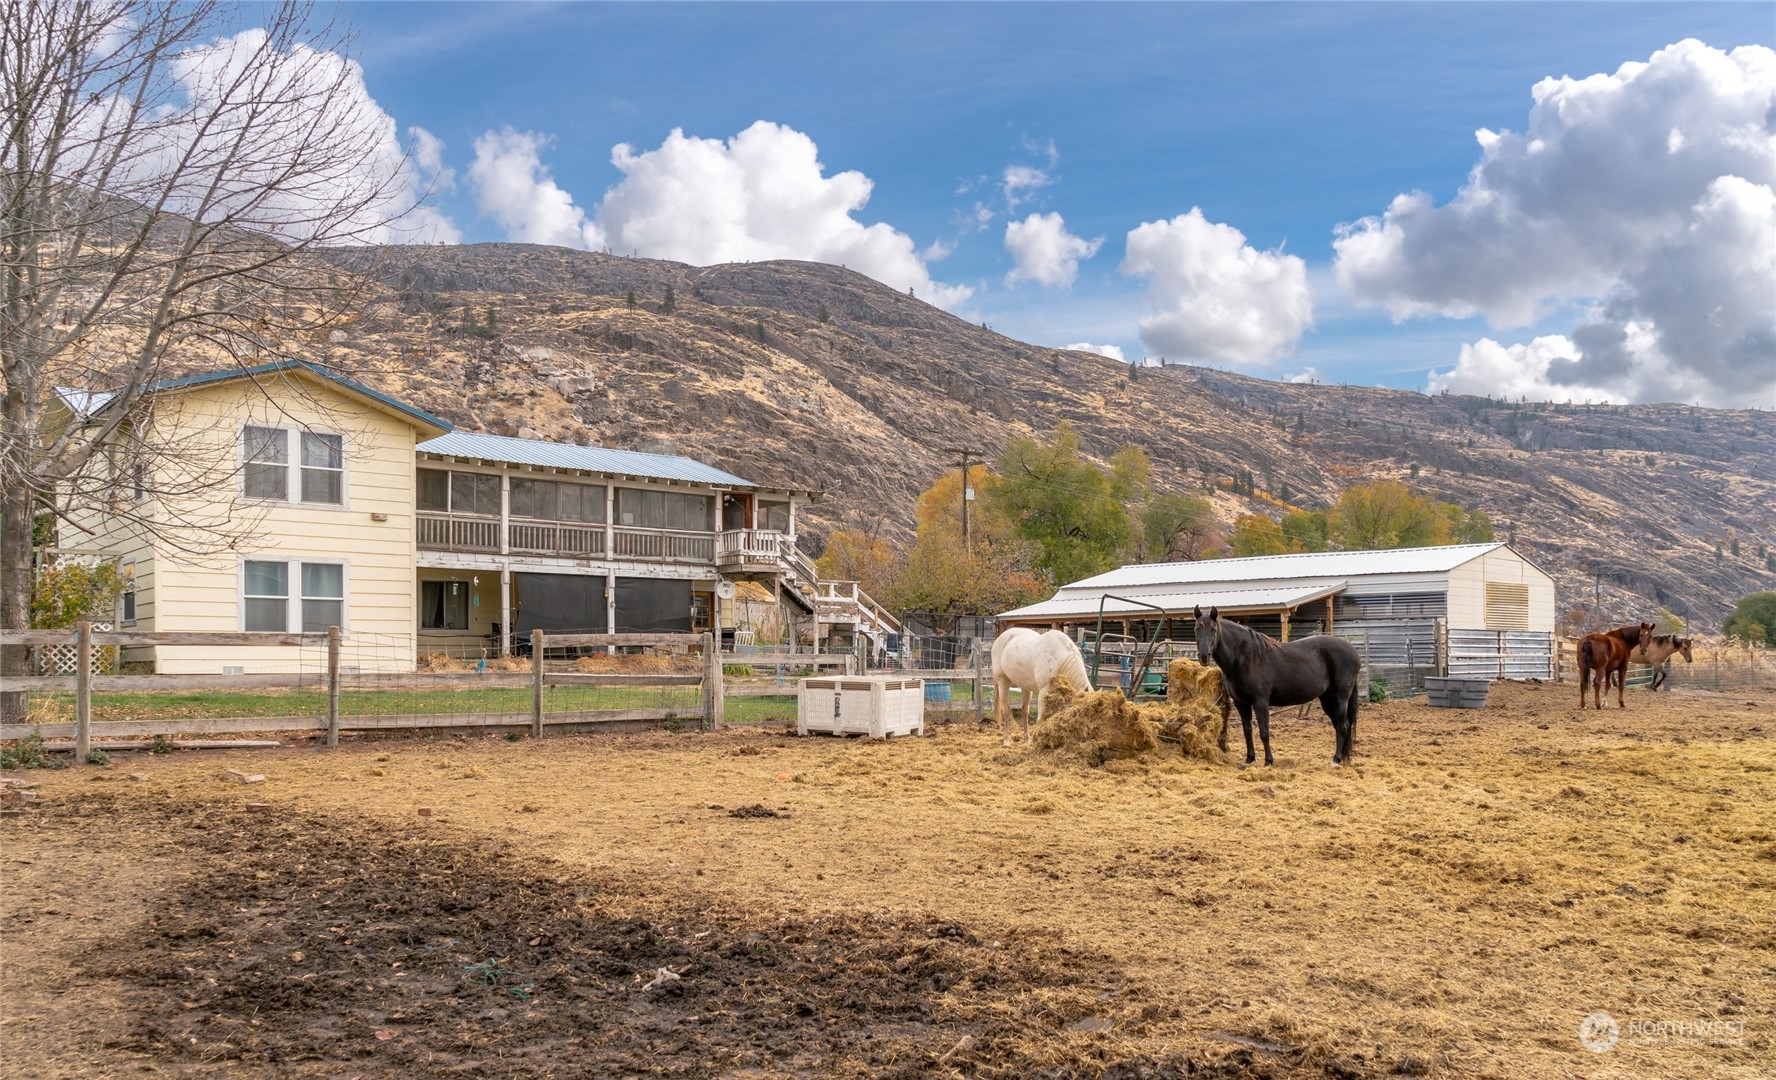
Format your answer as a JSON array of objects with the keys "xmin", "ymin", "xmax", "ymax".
[
  {"xmin": 1448, "ymin": 628, "xmax": 1553, "ymax": 679},
  {"xmin": 418, "ymin": 431, "xmax": 757, "ymax": 488},
  {"xmin": 1062, "ymin": 544, "xmax": 1502, "ymax": 591},
  {"xmin": 999, "ymin": 581, "xmax": 1346, "ymax": 622}
]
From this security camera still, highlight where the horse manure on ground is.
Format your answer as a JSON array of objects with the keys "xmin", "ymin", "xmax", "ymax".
[{"xmin": 1031, "ymin": 663, "xmax": 1229, "ymax": 768}]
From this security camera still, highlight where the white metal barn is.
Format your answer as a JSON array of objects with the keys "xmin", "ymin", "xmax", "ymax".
[{"xmin": 997, "ymin": 543, "xmax": 1558, "ymax": 690}]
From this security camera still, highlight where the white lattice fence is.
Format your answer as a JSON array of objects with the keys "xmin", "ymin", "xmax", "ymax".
[{"xmin": 37, "ymin": 622, "xmax": 118, "ymax": 676}]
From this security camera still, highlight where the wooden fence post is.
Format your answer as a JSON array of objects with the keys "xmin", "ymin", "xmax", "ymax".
[
  {"xmin": 326, "ymin": 626, "xmax": 341, "ymax": 747},
  {"xmin": 74, "ymin": 621, "xmax": 92, "ymax": 763},
  {"xmin": 702, "ymin": 632, "xmax": 723, "ymax": 731},
  {"xmin": 532, "ymin": 629, "xmax": 545, "ymax": 738}
]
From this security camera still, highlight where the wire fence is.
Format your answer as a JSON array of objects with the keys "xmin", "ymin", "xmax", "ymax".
[
  {"xmin": 0, "ymin": 628, "xmax": 722, "ymax": 755},
  {"xmin": 1558, "ymin": 640, "xmax": 1776, "ymax": 696}
]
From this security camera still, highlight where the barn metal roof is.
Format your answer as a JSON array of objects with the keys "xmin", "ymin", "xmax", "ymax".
[
  {"xmin": 1061, "ymin": 543, "xmax": 1505, "ymax": 592},
  {"xmin": 418, "ymin": 430, "xmax": 758, "ymax": 488},
  {"xmin": 999, "ymin": 581, "xmax": 1347, "ymax": 623}
]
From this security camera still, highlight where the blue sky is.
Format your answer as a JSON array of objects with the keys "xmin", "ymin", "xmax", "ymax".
[{"xmin": 336, "ymin": 2, "xmax": 1775, "ymax": 404}]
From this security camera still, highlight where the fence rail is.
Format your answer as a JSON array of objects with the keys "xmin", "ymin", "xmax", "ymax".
[{"xmin": 1, "ymin": 626, "xmax": 723, "ymax": 750}]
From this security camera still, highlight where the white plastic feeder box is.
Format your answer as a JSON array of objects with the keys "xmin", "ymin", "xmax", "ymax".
[{"xmin": 797, "ymin": 676, "xmax": 925, "ymax": 738}]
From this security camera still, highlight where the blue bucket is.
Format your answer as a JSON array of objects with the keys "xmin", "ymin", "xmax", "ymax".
[{"xmin": 923, "ymin": 681, "xmax": 951, "ymax": 702}]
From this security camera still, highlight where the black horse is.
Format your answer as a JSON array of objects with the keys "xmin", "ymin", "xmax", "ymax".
[{"xmin": 1193, "ymin": 605, "xmax": 1364, "ymax": 767}]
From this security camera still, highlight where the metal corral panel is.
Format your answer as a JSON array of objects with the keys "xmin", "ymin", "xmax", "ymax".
[
  {"xmin": 1448, "ymin": 629, "xmax": 1554, "ymax": 680},
  {"xmin": 420, "ymin": 431, "xmax": 757, "ymax": 488},
  {"xmin": 798, "ymin": 676, "xmax": 925, "ymax": 739}
]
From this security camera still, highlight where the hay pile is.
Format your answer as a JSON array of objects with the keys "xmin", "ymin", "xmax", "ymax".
[{"xmin": 1028, "ymin": 659, "xmax": 1229, "ymax": 767}]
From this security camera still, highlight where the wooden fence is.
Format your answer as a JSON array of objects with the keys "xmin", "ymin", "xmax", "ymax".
[{"xmin": 0, "ymin": 626, "xmax": 722, "ymax": 755}]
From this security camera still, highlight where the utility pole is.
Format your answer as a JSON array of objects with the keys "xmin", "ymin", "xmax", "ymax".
[{"xmin": 946, "ymin": 449, "xmax": 975, "ymax": 551}]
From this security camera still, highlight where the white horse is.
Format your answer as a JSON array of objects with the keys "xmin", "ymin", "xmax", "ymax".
[{"xmin": 991, "ymin": 627, "xmax": 1092, "ymax": 746}]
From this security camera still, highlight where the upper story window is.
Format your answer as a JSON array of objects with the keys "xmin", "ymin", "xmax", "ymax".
[
  {"xmin": 616, "ymin": 488, "xmax": 712, "ymax": 531},
  {"xmin": 243, "ymin": 426, "xmax": 343, "ymax": 505},
  {"xmin": 758, "ymin": 500, "xmax": 790, "ymax": 533},
  {"xmin": 417, "ymin": 468, "xmax": 501, "ymax": 516},
  {"xmin": 511, "ymin": 478, "xmax": 605, "ymax": 523}
]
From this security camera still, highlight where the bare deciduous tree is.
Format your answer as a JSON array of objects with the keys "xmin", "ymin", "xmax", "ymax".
[{"xmin": 2, "ymin": 0, "xmax": 442, "ymax": 716}]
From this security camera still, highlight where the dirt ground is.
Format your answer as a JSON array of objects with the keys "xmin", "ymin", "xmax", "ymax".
[{"xmin": 3, "ymin": 681, "xmax": 1772, "ymax": 1079}]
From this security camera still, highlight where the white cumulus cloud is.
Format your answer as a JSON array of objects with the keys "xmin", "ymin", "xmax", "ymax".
[
  {"xmin": 1120, "ymin": 209, "xmax": 1314, "ymax": 366},
  {"xmin": 468, "ymin": 120, "xmax": 970, "ymax": 308},
  {"xmin": 467, "ymin": 127, "xmax": 604, "ymax": 249},
  {"xmin": 1283, "ymin": 367, "xmax": 1325, "ymax": 385},
  {"xmin": 1063, "ymin": 342, "xmax": 1125, "ymax": 362},
  {"xmin": 130, "ymin": 29, "xmax": 460, "ymax": 244},
  {"xmin": 1335, "ymin": 39, "xmax": 1776, "ymax": 405},
  {"xmin": 1005, "ymin": 212, "xmax": 1103, "ymax": 287}
]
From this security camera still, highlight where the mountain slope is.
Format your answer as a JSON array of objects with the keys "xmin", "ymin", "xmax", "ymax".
[{"xmin": 308, "ymin": 243, "xmax": 1774, "ymax": 629}]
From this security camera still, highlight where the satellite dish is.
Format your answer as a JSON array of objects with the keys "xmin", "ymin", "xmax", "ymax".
[{"xmin": 715, "ymin": 580, "xmax": 736, "ymax": 600}]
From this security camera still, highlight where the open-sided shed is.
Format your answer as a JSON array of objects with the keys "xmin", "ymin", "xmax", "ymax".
[{"xmin": 998, "ymin": 543, "xmax": 1558, "ymax": 690}]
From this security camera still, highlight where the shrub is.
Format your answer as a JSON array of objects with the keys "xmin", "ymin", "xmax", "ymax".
[
  {"xmin": 1, "ymin": 730, "xmax": 66, "ymax": 770},
  {"xmin": 85, "ymin": 749, "xmax": 110, "ymax": 765},
  {"xmin": 722, "ymin": 664, "xmax": 755, "ymax": 677},
  {"xmin": 1367, "ymin": 678, "xmax": 1391, "ymax": 704}
]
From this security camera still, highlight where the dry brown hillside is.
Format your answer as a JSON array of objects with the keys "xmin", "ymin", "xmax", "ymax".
[{"xmin": 301, "ymin": 243, "xmax": 1772, "ymax": 629}]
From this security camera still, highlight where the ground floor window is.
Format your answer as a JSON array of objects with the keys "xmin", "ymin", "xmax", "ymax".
[
  {"xmin": 244, "ymin": 559, "xmax": 345, "ymax": 632},
  {"xmin": 421, "ymin": 579, "xmax": 471, "ymax": 630}
]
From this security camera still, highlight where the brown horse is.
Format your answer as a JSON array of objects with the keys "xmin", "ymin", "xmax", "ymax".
[
  {"xmin": 1577, "ymin": 623, "xmax": 1653, "ymax": 709},
  {"xmin": 1617, "ymin": 634, "xmax": 1694, "ymax": 692}
]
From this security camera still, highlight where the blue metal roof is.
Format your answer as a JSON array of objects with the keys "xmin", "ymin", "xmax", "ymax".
[
  {"xmin": 418, "ymin": 430, "xmax": 758, "ymax": 488},
  {"xmin": 66, "ymin": 360, "xmax": 452, "ymax": 435}
]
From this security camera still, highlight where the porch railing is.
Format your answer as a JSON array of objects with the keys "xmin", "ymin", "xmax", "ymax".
[
  {"xmin": 613, "ymin": 528, "xmax": 715, "ymax": 563},
  {"xmin": 417, "ymin": 512, "xmax": 499, "ymax": 553},
  {"xmin": 509, "ymin": 520, "xmax": 606, "ymax": 557},
  {"xmin": 716, "ymin": 528, "xmax": 789, "ymax": 566}
]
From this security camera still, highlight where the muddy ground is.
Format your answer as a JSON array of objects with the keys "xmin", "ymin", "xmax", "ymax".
[{"xmin": 3, "ymin": 681, "xmax": 1772, "ymax": 1079}]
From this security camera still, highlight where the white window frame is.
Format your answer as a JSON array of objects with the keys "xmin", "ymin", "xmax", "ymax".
[
  {"xmin": 239, "ymin": 557, "xmax": 350, "ymax": 633},
  {"xmin": 120, "ymin": 562, "xmax": 137, "ymax": 626},
  {"xmin": 239, "ymin": 423, "xmax": 349, "ymax": 510}
]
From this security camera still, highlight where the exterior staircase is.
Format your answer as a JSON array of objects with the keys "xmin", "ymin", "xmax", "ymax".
[{"xmin": 716, "ymin": 528, "xmax": 900, "ymax": 646}]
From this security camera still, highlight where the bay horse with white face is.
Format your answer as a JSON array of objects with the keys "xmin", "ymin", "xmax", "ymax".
[
  {"xmin": 1576, "ymin": 622, "xmax": 1653, "ymax": 709},
  {"xmin": 1193, "ymin": 605, "xmax": 1363, "ymax": 767}
]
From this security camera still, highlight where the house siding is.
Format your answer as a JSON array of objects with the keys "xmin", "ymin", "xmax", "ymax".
[{"xmin": 136, "ymin": 378, "xmax": 421, "ymax": 673}]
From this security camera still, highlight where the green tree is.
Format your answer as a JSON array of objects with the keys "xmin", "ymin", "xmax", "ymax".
[
  {"xmin": 989, "ymin": 425, "xmax": 1138, "ymax": 587},
  {"xmin": 1330, "ymin": 481, "xmax": 1440, "ymax": 550},
  {"xmin": 661, "ymin": 284, "xmax": 676, "ymax": 312},
  {"xmin": 1437, "ymin": 504, "xmax": 1495, "ymax": 544},
  {"xmin": 1723, "ymin": 592, "xmax": 1776, "ymax": 646},
  {"xmin": 1230, "ymin": 514, "xmax": 1289, "ymax": 556},
  {"xmin": 816, "ymin": 302, "xmax": 830, "ymax": 324},
  {"xmin": 626, "ymin": 289, "xmax": 637, "ymax": 308},
  {"xmin": 1139, "ymin": 494, "xmax": 1220, "ymax": 562},
  {"xmin": 1280, "ymin": 509, "xmax": 1330, "ymax": 552}
]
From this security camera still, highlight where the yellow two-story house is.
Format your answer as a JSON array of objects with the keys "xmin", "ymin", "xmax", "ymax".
[
  {"xmin": 55, "ymin": 361, "xmax": 897, "ymax": 673},
  {"xmin": 58, "ymin": 361, "xmax": 451, "ymax": 674}
]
